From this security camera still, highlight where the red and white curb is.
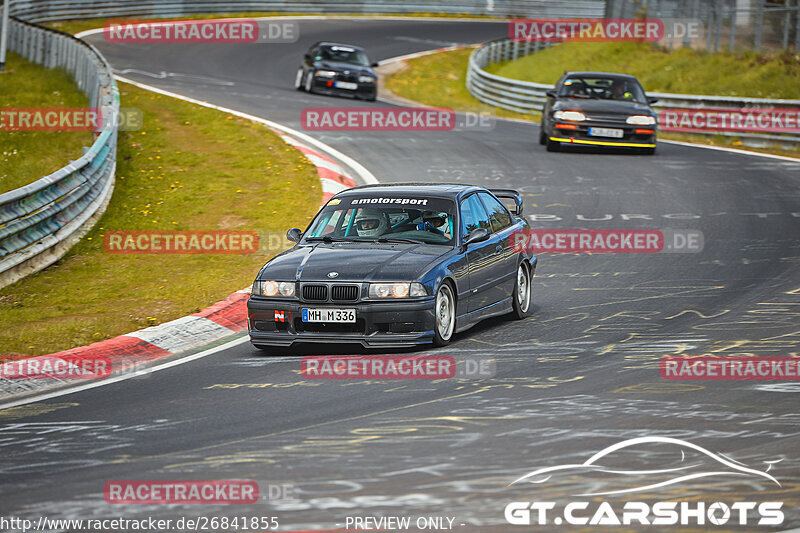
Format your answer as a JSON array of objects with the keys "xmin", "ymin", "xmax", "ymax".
[{"xmin": 0, "ymin": 77, "xmax": 375, "ymax": 403}]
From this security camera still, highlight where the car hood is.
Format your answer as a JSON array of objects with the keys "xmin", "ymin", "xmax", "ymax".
[
  {"xmin": 554, "ymin": 98, "xmax": 654, "ymax": 116},
  {"xmin": 258, "ymin": 242, "xmax": 443, "ymax": 282},
  {"xmin": 315, "ymin": 60, "xmax": 375, "ymax": 76}
]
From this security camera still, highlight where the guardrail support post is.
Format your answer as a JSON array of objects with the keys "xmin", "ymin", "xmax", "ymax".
[
  {"xmin": 754, "ymin": 0, "xmax": 764, "ymax": 50},
  {"xmin": 0, "ymin": 0, "xmax": 8, "ymax": 72}
]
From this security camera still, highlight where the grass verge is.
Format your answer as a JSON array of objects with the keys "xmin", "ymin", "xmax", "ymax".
[
  {"xmin": 0, "ymin": 81, "xmax": 321, "ymax": 356},
  {"xmin": 0, "ymin": 52, "xmax": 94, "ymax": 194},
  {"xmin": 384, "ymin": 44, "xmax": 800, "ymax": 158}
]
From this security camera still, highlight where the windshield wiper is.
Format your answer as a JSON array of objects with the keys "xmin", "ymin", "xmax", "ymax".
[
  {"xmin": 306, "ymin": 236, "xmax": 362, "ymax": 243},
  {"xmin": 375, "ymin": 237, "xmax": 425, "ymax": 244}
]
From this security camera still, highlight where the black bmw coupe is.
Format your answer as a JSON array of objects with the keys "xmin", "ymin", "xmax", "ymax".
[
  {"xmin": 295, "ymin": 41, "xmax": 378, "ymax": 101},
  {"xmin": 247, "ymin": 184, "xmax": 536, "ymax": 349}
]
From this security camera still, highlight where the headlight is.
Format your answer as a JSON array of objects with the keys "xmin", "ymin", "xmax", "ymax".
[
  {"xmin": 369, "ymin": 282, "xmax": 428, "ymax": 298},
  {"xmin": 253, "ymin": 280, "xmax": 295, "ymax": 297},
  {"xmin": 358, "ymin": 75, "xmax": 376, "ymax": 83},
  {"xmin": 314, "ymin": 70, "xmax": 337, "ymax": 78},
  {"xmin": 553, "ymin": 110, "xmax": 587, "ymax": 122},
  {"xmin": 626, "ymin": 115, "xmax": 656, "ymax": 125}
]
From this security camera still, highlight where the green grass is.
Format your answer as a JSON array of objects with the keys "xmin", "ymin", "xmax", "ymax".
[
  {"xmin": 0, "ymin": 82, "xmax": 321, "ymax": 356},
  {"xmin": 487, "ymin": 42, "xmax": 800, "ymax": 99},
  {"xmin": 385, "ymin": 44, "xmax": 800, "ymax": 158},
  {"xmin": 384, "ymin": 47, "xmax": 540, "ymax": 121},
  {"xmin": 0, "ymin": 52, "xmax": 94, "ymax": 194}
]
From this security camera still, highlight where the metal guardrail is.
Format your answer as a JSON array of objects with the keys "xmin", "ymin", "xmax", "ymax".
[
  {"xmin": 9, "ymin": 0, "xmax": 605, "ymax": 22},
  {"xmin": 0, "ymin": 16, "xmax": 119, "ymax": 288},
  {"xmin": 467, "ymin": 39, "xmax": 800, "ymax": 145}
]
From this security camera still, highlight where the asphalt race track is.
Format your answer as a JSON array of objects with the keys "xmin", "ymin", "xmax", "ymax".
[{"xmin": 3, "ymin": 18, "xmax": 800, "ymax": 531}]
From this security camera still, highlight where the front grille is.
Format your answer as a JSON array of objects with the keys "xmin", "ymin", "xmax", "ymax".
[
  {"xmin": 294, "ymin": 318, "xmax": 366, "ymax": 334},
  {"xmin": 302, "ymin": 284, "xmax": 328, "ymax": 301},
  {"xmin": 331, "ymin": 284, "xmax": 359, "ymax": 302},
  {"xmin": 585, "ymin": 113, "xmax": 628, "ymax": 123},
  {"xmin": 337, "ymin": 73, "xmax": 358, "ymax": 83}
]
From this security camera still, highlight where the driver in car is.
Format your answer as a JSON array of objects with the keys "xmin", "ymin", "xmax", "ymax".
[
  {"xmin": 609, "ymin": 80, "xmax": 634, "ymax": 100},
  {"xmin": 354, "ymin": 208, "xmax": 389, "ymax": 238},
  {"xmin": 416, "ymin": 211, "xmax": 450, "ymax": 238}
]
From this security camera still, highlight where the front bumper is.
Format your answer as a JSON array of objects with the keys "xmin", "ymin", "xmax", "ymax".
[
  {"xmin": 551, "ymin": 121, "xmax": 656, "ymax": 148},
  {"xmin": 247, "ymin": 296, "xmax": 436, "ymax": 347},
  {"xmin": 310, "ymin": 76, "xmax": 377, "ymax": 99}
]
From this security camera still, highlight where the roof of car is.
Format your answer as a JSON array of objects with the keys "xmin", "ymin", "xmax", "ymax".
[
  {"xmin": 316, "ymin": 42, "xmax": 366, "ymax": 52},
  {"xmin": 562, "ymin": 71, "xmax": 639, "ymax": 80},
  {"xmin": 336, "ymin": 183, "xmax": 484, "ymax": 198}
]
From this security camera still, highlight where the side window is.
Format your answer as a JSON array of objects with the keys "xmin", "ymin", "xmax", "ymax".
[
  {"xmin": 460, "ymin": 194, "xmax": 492, "ymax": 240},
  {"xmin": 478, "ymin": 193, "xmax": 512, "ymax": 232}
]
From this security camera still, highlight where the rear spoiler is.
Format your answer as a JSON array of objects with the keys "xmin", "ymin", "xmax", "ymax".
[{"xmin": 490, "ymin": 189, "xmax": 523, "ymax": 216}]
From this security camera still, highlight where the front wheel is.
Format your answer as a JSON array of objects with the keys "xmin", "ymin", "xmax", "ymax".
[
  {"xmin": 539, "ymin": 126, "xmax": 547, "ymax": 145},
  {"xmin": 294, "ymin": 68, "xmax": 305, "ymax": 91},
  {"xmin": 433, "ymin": 283, "xmax": 456, "ymax": 346},
  {"xmin": 305, "ymin": 71, "xmax": 314, "ymax": 93},
  {"xmin": 510, "ymin": 262, "xmax": 531, "ymax": 319}
]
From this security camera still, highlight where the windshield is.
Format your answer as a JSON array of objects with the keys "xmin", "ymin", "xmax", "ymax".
[
  {"xmin": 304, "ymin": 196, "xmax": 456, "ymax": 246},
  {"xmin": 558, "ymin": 76, "xmax": 647, "ymax": 104},
  {"xmin": 317, "ymin": 45, "xmax": 370, "ymax": 66}
]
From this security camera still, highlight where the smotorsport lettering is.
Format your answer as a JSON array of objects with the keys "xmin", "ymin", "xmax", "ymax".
[{"xmin": 350, "ymin": 197, "xmax": 429, "ymax": 205}]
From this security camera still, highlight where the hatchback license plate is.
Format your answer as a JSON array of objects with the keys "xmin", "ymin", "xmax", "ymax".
[
  {"xmin": 334, "ymin": 81, "xmax": 358, "ymax": 90},
  {"xmin": 302, "ymin": 308, "xmax": 356, "ymax": 323},
  {"xmin": 588, "ymin": 127, "xmax": 624, "ymax": 138}
]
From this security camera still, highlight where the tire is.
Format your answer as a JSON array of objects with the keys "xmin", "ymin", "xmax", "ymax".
[
  {"xmin": 546, "ymin": 137, "xmax": 560, "ymax": 152},
  {"xmin": 510, "ymin": 262, "xmax": 531, "ymax": 320},
  {"xmin": 294, "ymin": 68, "xmax": 305, "ymax": 91},
  {"xmin": 366, "ymin": 90, "xmax": 377, "ymax": 102},
  {"xmin": 539, "ymin": 126, "xmax": 547, "ymax": 145},
  {"xmin": 305, "ymin": 71, "xmax": 314, "ymax": 93},
  {"xmin": 433, "ymin": 282, "xmax": 456, "ymax": 346}
]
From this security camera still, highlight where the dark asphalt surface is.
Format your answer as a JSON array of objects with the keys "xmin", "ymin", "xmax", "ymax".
[{"xmin": 2, "ymin": 18, "xmax": 800, "ymax": 532}]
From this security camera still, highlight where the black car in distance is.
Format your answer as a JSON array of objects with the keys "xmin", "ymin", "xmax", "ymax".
[
  {"xmin": 540, "ymin": 71, "xmax": 659, "ymax": 154},
  {"xmin": 295, "ymin": 41, "xmax": 378, "ymax": 101}
]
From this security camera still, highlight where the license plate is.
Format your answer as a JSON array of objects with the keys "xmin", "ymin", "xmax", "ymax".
[
  {"xmin": 302, "ymin": 308, "xmax": 356, "ymax": 323},
  {"xmin": 588, "ymin": 127, "xmax": 624, "ymax": 138},
  {"xmin": 334, "ymin": 81, "xmax": 358, "ymax": 90}
]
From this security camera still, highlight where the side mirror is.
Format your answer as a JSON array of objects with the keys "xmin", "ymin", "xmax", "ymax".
[
  {"xmin": 647, "ymin": 96, "xmax": 659, "ymax": 104},
  {"xmin": 464, "ymin": 228, "xmax": 490, "ymax": 247},
  {"xmin": 545, "ymin": 89, "xmax": 557, "ymax": 98},
  {"xmin": 286, "ymin": 228, "xmax": 303, "ymax": 243},
  {"xmin": 304, "ymin": 53, "xmax": 312, "ymax": 61}
]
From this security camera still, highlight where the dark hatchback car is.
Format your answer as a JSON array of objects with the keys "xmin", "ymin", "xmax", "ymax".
[
  {"xmin": 295, "ymin": 41, "xmax": 378, "ymax": 101},
  {"xmin": 540, "ymin": 71, "xmax": 659, "ymax": 154},
  {"xmin": 247, "ymin": 184, "xmax": 536, "ymax": 349}
]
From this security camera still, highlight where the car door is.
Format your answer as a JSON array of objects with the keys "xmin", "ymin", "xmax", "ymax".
[
  {"xmin": 478, "ymin": 192, "xmax": 518, "ymax": 303},
  {"xmin": 460, "ymin": 193, "xmax": 502, "ymax": 313}
]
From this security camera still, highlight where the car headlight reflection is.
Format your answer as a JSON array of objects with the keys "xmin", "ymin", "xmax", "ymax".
[
  {"xmin": 314, "ymin": 70, "xmax": 337, "ymax": 78},
  {"xmin": 369, "ymin": 282, "xmax": 428, "ymax": 298},
  {"xmin": 358, "ymin": 75, "xmax": 376, "ymax": 83},
  {"xmin": 553, "ymin": 110, "xmax": 587, "ymax": 122},
  {"xmin": 253, "ymin": 280, "xmax": 296, "ymax": 297},
  {"xmin": 626, "ymin": 115, "xmax": 656, "ymax": 125}
]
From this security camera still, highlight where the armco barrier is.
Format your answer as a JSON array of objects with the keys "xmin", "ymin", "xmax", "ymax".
[
  {"xmin": 0, "ymin": 17, "xmax": 119, "ymax": 288},
  {"xmin": 466, "ymin": 38, "xmax": 800, "ymax": 146}
]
